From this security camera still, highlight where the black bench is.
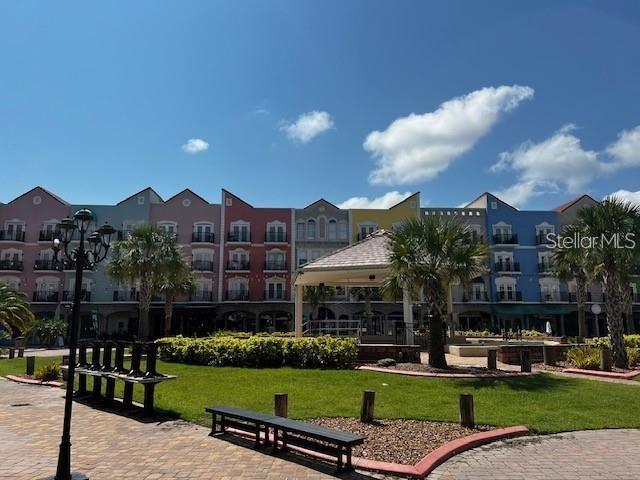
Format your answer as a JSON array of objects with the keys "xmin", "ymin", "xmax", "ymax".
[{"xmin": 206, "ymin": 405, "xmax": 365, "ymax": 471}]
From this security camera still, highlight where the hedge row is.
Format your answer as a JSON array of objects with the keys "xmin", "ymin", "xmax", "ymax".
[
  {"xmin": 157, "ymin": 335, "xmax": 358, "ymax": 369},
  {"xmin": 592, "ymin": 334, "xmax": 640, "ymax": 349}
]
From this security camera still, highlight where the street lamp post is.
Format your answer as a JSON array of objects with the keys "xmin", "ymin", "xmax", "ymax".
[{"xmin": 52, "ymin": 209, "xmax": 115, "ymax": 480}]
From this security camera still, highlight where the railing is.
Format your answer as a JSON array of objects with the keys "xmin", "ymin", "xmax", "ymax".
[
  {"xmin": 492, "ymin": 233, "xmax": 518, "ymax": 245},
  {"xmin": 226, "ymin": 261, "xmax": 250, "ymax": 270},
  {"xmin": 63, "ymin": 290, "xmax": 91, "ymax": 302},
  {"xmin": 189, "ymin": 291, "xmax": 213, "ymax": 302},
  {"xmin": 226, "ymin": 290, "xmax": 249, "ymax": 301},
  {"xmin": 567, "ymin": 291, "xmax": 604, "ymax": 303},
  {"xmin": 113, "ymin": 290, "xmax": 139, "ymax": 301},
  {"xmin": 264, "ymin": 261, "xmax": 287, "ymax": 271},
  {"xmin": 461, "ymin": 292, "xmax": 489, "ymax": 302},
  {"xmin": 494, "ymin": 261, "xmax": 520, "ymax": 272},
  {"xmin": 32, "ymin": 291, "xmax": 59, "ymax": 302},
  {"xmin": 39, "ymin": 230, "xmax": 60, "ymax": 241},
  {"xmin": 538, "ymin": 262, "xmax": 554, "ymax": 273},
  {"xmin": 227, "ymin": 232, "xmax": 251, "ymax": 242},
  {"xmin": 536, "ymin": 233, "xmax": 554, "ymax": 245},
  {"xmin": 34, "ymin": 259, "xmax": 57, "ymax": 270},
  {"xmin": 265, "ymin": 232, "xmax": 287, "ymax": 243},
  {"xmin": 0, "ymin": 260, "xmax": 23, "ymax": 271},
  {"xmin": 540, "ymin": 291, "xmax": 569, "ymax": 302},
  {"xmin": 496, "ymin": 291, "xmax": 522, "ymax": 302},
  {"xmin": 192, "ymin": 260, "xmax": 214, "ymax": 271},
  {"xmin": 192, "ymin": 232, "xmax": 215, "ymax": 243},
  {"xmin": 0, "ymin": 230, "xmax": 25, "ymax": 242},
  {"xmin": 264, "ymin": 291, "xmax": 289, "ymax": 301},
  {"xmin": 304, "ymin": 319, "xmax": 361, "ymax": 337}
]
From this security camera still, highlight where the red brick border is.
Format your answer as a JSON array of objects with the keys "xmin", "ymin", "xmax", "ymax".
[
  {"xmin": 4, "ymin": 375, "xmax": 63, "ymax": 388},
  {"xmin": 563, "ymin": 368, "xmax": 640, "ymax": 380},
  {"xmin": 357, "ymin": 365, "xmax": 537, "ymax": 378}
]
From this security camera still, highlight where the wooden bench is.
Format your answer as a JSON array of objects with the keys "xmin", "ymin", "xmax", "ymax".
[{"xmin": 206, "ymin": 405, "xmax": 365, "ymax": 471}]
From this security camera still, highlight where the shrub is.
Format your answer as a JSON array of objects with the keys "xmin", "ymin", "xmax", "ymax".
[
  {"xmin": 592, "ymin": 335, "xmax": 640, "ymax": 349},
  {"xmin": 157, "ymin": 335, "xmax": 358, "ymax": 369},
  {"xmin": 627, "ymin": 347, "xmax": 639, "ymax": 367},
  {"xmin": 521, "ymin": 329, "xmax": 544, "ymax": 337},
  {"xmin": 455, "ymin": 330, "xmax": 495, "ymax": 337},
  {"xmin": 376, "ymin": 358, "xmax": 396, "ymax": 367},
  {"xmin": 35, "ymin": 363, "xmax": 61, "ymax": 381},
  {"xmin": 566, "ymin": 346, "xmax": 600, "ymax": 370}
]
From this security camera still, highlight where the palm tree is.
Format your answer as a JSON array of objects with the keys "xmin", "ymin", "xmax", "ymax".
[
  {"xmin": 386, "ymin": 217, "xmax": 488, "ymax": 368},
  {"xmin": 304, "ymin": 285, "xmax": 336, "ymax": 324},
  {"xmin": 553, "ymin": 223, "xmax": 595, "ymax": 339},
  {"xmin": 107, "ymin": 224, "xmax": 182, "ymax": 339},
  {"xmin": 155, "ymin": 257, "xmax": 196, "ymax": 337},
  {"xmin": 0, "ymin": 282, "xmax": 33, "ymax": 335},
  {"xmin": 350, "ymin": 287, "xmax": 376, "ymax": 334},
  {"xmin": 577, "ymin": 197, "xmax": 640, "ymax": 368}
]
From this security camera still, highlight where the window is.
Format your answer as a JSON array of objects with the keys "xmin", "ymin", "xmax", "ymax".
[
  {"xmin": 327, "ymin": 219, "xmax": 337, "ymax": 240},
  {"xmin": 306, "ymin": 219, "xmax": 316, "ymax": 240},
  {"xmin": 266, "ymin": 250, "xmax": 285, "ymax": 270},
  {"xmin": 0, "ymin": 276, "xmax": 20, "ymax": 290},
  {"xmin": 266, "ymin": 222, "xmax": 286, "ymax": 242},
  {"xmin": 471, "ymin": 283, "xmax": 486, "ymax": 301},
  {"xmin": 3, "ymin": 221, "xmax": 25, "ymax": 241},
  {"xmin": 158, "ymin": 221, "xmax": 177, "ymax": 237},
  {"xmin": 359, "ymin": 223, "xmax": 377, "ymax": 240},
  {"xmin": 266, "ymin": 281, "xmax": 285, "ymax": 300},
  {"xmin": 193, "ymin": 222, "xmax": 214, "ymax": 242},
  {"xmin": 297, "ymin": 249, "xmax": 308, "ymax": 266},
  {"xmin": 338, "ymin": 221, "xmax": 348, "ymax": 240},
  {"xmin": 296, "ymin": 222, "xmax": 305, "ymax": 241},
  {"xmin": 0, "ymin": 249, "xmax": 23, "ymax": 269},
  {"xmin": 229, "ymin": 221, "xmax": 250, "ymax": 242},
  {"xmin": 228, "ymin": 250, "xmax": 249, "ymax": 270},
  {"xmin": 192, "ymin": 250, "xmax": 214, "ymax": 271},
  {"xmin": 228, "ymin": 278, "xmax": 248, "ymax": 300},
  {"xmin": 318, "ymin": 217, "xmax": 326, "ymax": 239}
]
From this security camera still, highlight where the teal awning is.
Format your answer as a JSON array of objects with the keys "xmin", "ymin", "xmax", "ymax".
[{"xmin": 491, "ymin": 304, "xmax": 571, "ymax": 316}]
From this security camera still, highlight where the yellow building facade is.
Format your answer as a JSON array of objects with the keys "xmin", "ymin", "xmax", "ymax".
[{"xmin": 349, "ymin": 192, "xmax": 421, "ymax": 243}]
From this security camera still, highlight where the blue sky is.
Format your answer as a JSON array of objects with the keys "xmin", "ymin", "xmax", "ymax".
[{"xmin": 1, "ymin": 1, "xmax": 639, "ymax": 209}]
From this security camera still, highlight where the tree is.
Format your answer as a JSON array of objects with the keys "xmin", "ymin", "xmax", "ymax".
[
  {"xmin": 304, "ymin": 285, "xmax": 336, "ymax": 323},
  {"xmin": 107, "ymin": 224, "xmax": 182, "ymax": 339},
  {"xmin": 577, "ymin": 198, "xmax": 640, "ymax": 368},
  {"xmin": 24, "ymin": 316, "xmax": 67, "ymax": 346},
  {"xmin": 155, "ymin": 257, "xmax": 196, "ymax": 337},
  {"xmin": 350, "ymin": 287, "xmax": 377, "ymax": 334},
  {"xmin": 553, "ymin": 223, "xmax": 595, "ymax": 339},
  {"xmin": 0, "ymin": 282, "xmax": 33, "ymax": 335},
  {"xmin": 385, "ymin": 217, "xmax": 488, "ymax": 368}
]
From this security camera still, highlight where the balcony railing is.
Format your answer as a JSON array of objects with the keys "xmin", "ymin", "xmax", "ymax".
[
  {"xmin": 62, "ymin": 290, "xmax": 91, "ymax": 302},
  {"xmin": 264, "ymin": 261, "xmax": 287, "ymax": 271},
  {"xmin": 226, "ymin": 290, "xmax": 249, "ymax": 301},
  {"xmin": 34, "ymin": 259, "xmax": 58, "ymax": 271},
  {"xmin": 538, "ymin": 262, "xmax": 554, "ymax": 273},
  {"xmin": 492, "ymin": 233, "xmax": 518, "ymax": 245},
  {"xmin": 227, "ymin": 232, "xmax": 251, "ymax": 242},
  {"xmin": 568, "ymin": 291, "xmax": 604, "ymax": 303},
  {"xmin": 264, "ymin": 291, "xmax": 288, "ymax": 301},
  {"xmin": 32, "ymin": 291, "xmax": 59, "ymax": 302},
  {"xmin": 265, "ymin": 232, "xmax": 287, "ymax": 243},
  {"xmin": 192, "ymin": 260, "xmax": 214, "ymax": 271},
  {"xmin": 39, "ymin": 230, "xmax": 60, "ymax": 241},
  {"xmin": 113, "ymin": 290, "xmax": 139, "ymax": 301},
  {"xmin": 494, "ymin": 261, "xmax": 520, "ymax": 272},
  {"xmin": 536, "ymin": 233, "xmax": 554, "ymax": 245},
  {"xmin": 190, "ymin": 291, "xmax": 213, "ymax": 302},
  {"xmin": 496, "ymin": 291, "xmax": 522, "ymax": 302},
  {"xmin": 540, "ymin": 291, "xmax": 569, "ymax": 302},
  {"xmin": 0, "ymin": 260, "xmax": 23, "ymax": 271},
  {"xmin": 226, "ymin": 261, "xmax": 250, "ymax": 271},
  {"xmin": 0, "ymin": 230, "xmax": 25, "ymax": 242},
  {"xmin": 461, "ymin": 291, "xmax": 489, "ymax": 302},
  {"xmin": 192, "ymin": 232, "xmax": 215, "ymax": 243}
]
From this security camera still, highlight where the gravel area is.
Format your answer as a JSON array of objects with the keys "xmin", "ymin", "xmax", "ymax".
[
  {"xmin": 308, "ymin": 417, "xmax": 491, "ymax": 465},
  {"xmin": 382, "ymin": 362, "xmax": 516, "ymax": 376}
]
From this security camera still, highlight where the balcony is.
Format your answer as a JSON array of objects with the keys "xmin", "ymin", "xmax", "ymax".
[
  {"xmin": 264, "ymin": 261, "xmax": 287, "ymax": 271},
  {"xmin": 113, "ymin": 290, "xmax": 139, "ymax": 301},
  {"xmin": 39, "ymin": 230, "xmax": 60, "ymax": 242},
  {"xmin": 192, "ymin": 232, "xmax": 215, "ymax": 243},
  {"xmin": 538, "ymin": 262, "xmax": 554, "ymax": 273},
  {"xmin": 492, "ymin": 233, "xmax": 518, "ymax": 245},
  {"xmin": 190, "ymin": 291, "xmax": 213, "ymax": 302},
  {"xmin": 541, "ymin": 291, "xmax": 569, "ymax": 302},
  {"xmin": 496, "ymin": 291, "xmax": 522, "ymax": 302},
  {"xmin": 226, "ymin": 290, "xmax": 249, "ymax": 301},
  {"xmin": 0, "ymin": 260, "xmax": 23, "ymax": 271},
  {"xmin": 227, "ymin": 232, "xmax": 251, "ymax": 243},
  {"xmin": 461, "ymin": 291, "xmax": 489, "ymax": 302},
  {"xmin": 62, "ymin": 290, "xmax": 91, "ymax": 302},
  {"xmin": 494, "ymin": 261, "xmax": 520, "ymax": 273},
  {"xmin": 536, "ymin": 233, "xmax": 554, "ymax": 245},
  {"xmin": 34, "ymin": 259, "xmax": 58, "ymax": 271},
  {"xmin": 0, "ymin": 230, "xmax": 25, "ymax": 242},
  {"xmin": 265, "ymin": 232, "xmax": 287, "ymax": 243},
  {"xmin": 264, "ymin": 290, "xmax": 289, "ymax": 301},
  {"xmin": 32, "ymin": 291, "xmax": 59, "ymax": 302},
  {"xmin": 192, "ymin": 260, "xmax": 214, "ymax": 271},
  {"xmin": 226, "ymin": 260, "xmax": 250, "ymax": 271}
]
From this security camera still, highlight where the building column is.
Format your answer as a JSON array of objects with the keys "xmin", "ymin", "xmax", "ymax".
[
  {"xmin": 402, "ymin": 285, "xmax": 414, "ymax": 345},
  {"xmin": 294, "ymin": 284, "xmax": 304, "ymax": 337},
  {"xmin": 560, "ymin": 314, "xmax": 566, "ymax": 336}
]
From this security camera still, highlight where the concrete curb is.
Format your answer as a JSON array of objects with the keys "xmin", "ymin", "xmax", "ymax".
[
  {"xmin": 563, "ymin": 368, "xmax": 640, "ymax": 380},
  {"xmin": 4, "ymin": 374, "xmax": 63, "ymax": 388},
  {"xmin": 357, "ymin": 365, "xmax": 537, "ymax": 378}
]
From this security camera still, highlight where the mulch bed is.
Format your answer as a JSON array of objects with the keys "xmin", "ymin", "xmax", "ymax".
[
  {"xmin": 308, "ymin": 417, "xmax": 491, "ymax": 465},
  {"xmin": 382, "ymin": 362, "xmax": 516, "ymax": 377},
  {"xmin": 534, "ymin": 361, "xmax": 639, "ymax": 374}
]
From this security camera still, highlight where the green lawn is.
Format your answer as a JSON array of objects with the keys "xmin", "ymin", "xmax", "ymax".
[{"xmin": 2, "ymin": 356, "xmax": 640, "ymax": 434}]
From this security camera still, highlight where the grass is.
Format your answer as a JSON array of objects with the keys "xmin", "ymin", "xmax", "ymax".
[{"xmin": 2, "ymin": 356, "xmax": 640, "ymax": 434}]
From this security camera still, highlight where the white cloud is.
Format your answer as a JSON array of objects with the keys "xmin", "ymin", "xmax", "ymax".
[
  {"xmin": 606, "ymin": 189, "xmax": 640, "ymax": 205},
  {"xmin": 364, "ymin": 85, "xmax": 534, "ymax": 186},
  {"xmin": 281, "ymin": 111, "xmax": 334, "ymax": 143},
  {"xmin": 337, "ymin": 191, "xmax": 413, "ymax": 209},
  {"xmin": 181, "ymin": 138, "xmax": 209, "ymax": 154},
  {"xmin": 605, "ymin": 126, "xmax": 640, "ymax": 169}
]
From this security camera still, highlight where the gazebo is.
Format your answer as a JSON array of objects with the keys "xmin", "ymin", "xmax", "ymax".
[{"xmin": 293, "ymin": 231, "xmax": 415, "ymax": 344}]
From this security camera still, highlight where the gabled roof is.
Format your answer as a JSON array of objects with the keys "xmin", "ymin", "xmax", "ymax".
[
  {"xmin": 165, "ymin": 188, "xmax": 211, "ymax": 205},
  {"xmin": 302, "ymin": 198, "xmax": 340, "ymax": 210},
  {"xmin": 553, "ymin": 194, "xmax": 599, "ymax": 212},
  {"xmin": 6, "ymin": 186, "xmax": 69, "ymax": 206},
  {"xmin": 301, "ymin": 230, "xmax": 390, "ymax": 271},
  {"xmin": 464, "ymin": 192, "xmax": 518, "ymax": 211},
  {"xmin": 390, "ymin": 192, "xmax": 420, "ymax": 210},
  {"xmin": 222, "ymin": 189, "xmax": 253, "ymax": 208},
  {"xmin": 117, "ymin": 187, "xmax": 164, "ymax": 206}
]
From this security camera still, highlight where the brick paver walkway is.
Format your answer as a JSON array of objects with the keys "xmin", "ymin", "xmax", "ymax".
[
  {"xmin": 0, "ymin": 379, "xmax": 387, "ymax": 480},
  {"xmin": 428, "ymin": 429, "xmax": 640, "ymax": 480}
]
